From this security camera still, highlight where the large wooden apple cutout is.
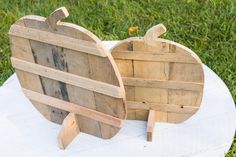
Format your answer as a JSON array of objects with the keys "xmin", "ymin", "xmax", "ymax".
[
  {"xmin": 111, "ymin": 24, "xmax": 204, "ymax": 141},
  {"xmin": 9, "ymin": 7, "xmax": 126, "ymax": 149}
]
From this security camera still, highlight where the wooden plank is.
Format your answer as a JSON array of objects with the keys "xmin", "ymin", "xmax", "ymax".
[
  {"xmin": 155, "ymin": 111, "xmax": 168, "ymax": 122},
  {"xmin": 123, "ymin": 77, "xmax": 203, "ymax": 91},
  {"xmin": 135, "ymin": 110, "xmax": 148, "ymax": 120},
  {"xmin": 147, "ymin": 110, "xmax": 156, "ymax": 141},
  {"xmin": 58, "ymin": 113, "xmax": 80, "ymax": 149},
  {"xmin": 9, "ymin": 25, "xmax": 106, "ymax": 57},
  {"xmin": 11, "ymin": 57, "xmax": 123, "ymax": 98},
  {"xmin": 132, "ymin": 40, "xmax": 169, "ymax": 53},
  {"xmin": 169, "ymin": 63, "xmax": 204, "ymax": 82},
  {"xmin": 9, "ymin": 20, "xmax": 54, "ymax": 122},
  {"xmin": 112, "ymin": 51, "xmax": 198, "ymax": 64},
  {"xmin": 127, "ymin": 101, "xmax": 199, "ymax": 113},
  {"xmin": 22, "ymin": 88, "xmax": 123, "ymax": 128},
  {"xmin": 168, "ymin": 89, "xmax": 200, "ymax": 107},
  {"xmin": 114, "ymin": 59, "xmax": 133, "ymax": 77},
  {"xmin": 133, "ymin": 61, "xmax": 169, "ymax": 80},
  {"xmin": 134, "ymin": 87, "xmax": 168, "ymax": 103},
  {"xmin": 29, "ymin": 41, "xmax": 70, "ymax": 124},
  {"xmin": 167, "ymin": 112, "xmax": 192, "ymax": 123}
]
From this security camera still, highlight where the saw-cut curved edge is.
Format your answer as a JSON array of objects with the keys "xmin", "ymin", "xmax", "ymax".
[{"xmin": 58, "ymin": 113, "xmax": 80, "ymax": 149}]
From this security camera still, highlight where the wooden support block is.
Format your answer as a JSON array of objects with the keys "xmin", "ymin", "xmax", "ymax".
[
  {"xmin": 58, "ymin": 113, "xmax": 80, "ymax": 149},
  {"xmin": 147, "ymin": 110, "xmax": 156, "ymax": 142}
]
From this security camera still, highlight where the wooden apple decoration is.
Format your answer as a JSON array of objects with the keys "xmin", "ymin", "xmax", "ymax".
[
  {"xmin": 111, "ymin": 24, "xmax": 204, "ymax": 141},
  {"xmin": 9, "ymin": 7, "xmax": 126, "ymax": 149}
]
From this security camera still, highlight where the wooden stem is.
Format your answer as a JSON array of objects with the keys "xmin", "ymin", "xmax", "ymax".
[
  {"xmin": 46, "ymin": 7, "xmax": 69, "ymax": 30},
  {"xmin": 144, "ymin": 24, "xmax": 167, "ymax": 45},
  {"xmin": 58, "ymin": 113, "xmax": 80, "ymax": 149}
]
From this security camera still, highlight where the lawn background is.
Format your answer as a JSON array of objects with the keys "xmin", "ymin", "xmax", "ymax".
[{"xmin": 0, "ymin": 0, "xmax": 235, "ymax": 156}]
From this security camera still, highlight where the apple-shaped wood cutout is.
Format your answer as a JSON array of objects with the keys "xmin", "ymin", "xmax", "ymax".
[
  {"xmin": 111, "ymin": 24, "xmax": 204, "ymax": 141},
  {"xmin": 9, "ymin": 7, "xmax": 126, "ymax": 149}
]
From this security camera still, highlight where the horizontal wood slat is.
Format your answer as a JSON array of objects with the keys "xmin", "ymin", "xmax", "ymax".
[
  {"xmin": 127, "ymin": 101, "xmax": 199, "ymax": 113},
  {"xmin": 23, "ymin": 88, "xmax": 123, "ymax": 128},
  {"xmin": 112, "ymin": 50, "xmax": 198, "ymax": 64},
  {"xmin": 123, "ymin": 77, "xmax": 203, "ymax": 91},
  {"xmin": 9, "ymin": 25, "xmax": 106, "ymax": 57},
  {"xmin": 11, "ymin": 57, "xmax": 123, "ymax": 98}
]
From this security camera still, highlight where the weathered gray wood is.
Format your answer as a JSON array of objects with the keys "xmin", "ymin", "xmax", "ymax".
[{"xmin": 9, "ymin": 7, "xmax": 126, "ymax": 149}]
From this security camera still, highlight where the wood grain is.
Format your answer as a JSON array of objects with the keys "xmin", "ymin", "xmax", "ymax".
[
  {"xmin": 9, "ymin": 7, "xmax": 126, "ymax": 148},
  {"xmin": 111, "ymin": 24, "xmax": 204, "ymax": 141}
]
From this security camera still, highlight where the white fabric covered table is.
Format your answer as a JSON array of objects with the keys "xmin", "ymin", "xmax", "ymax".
[{"xmin": 0, "ymin": 41, "xmax": 235, "ymax": 157}]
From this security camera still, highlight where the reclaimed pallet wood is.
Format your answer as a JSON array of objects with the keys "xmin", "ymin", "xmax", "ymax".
[
  {"xmin": 9, "ymin": 7, "xmax": 126, "ymax": 149},
  {"xmin": 111, "ymin": 24, "xmax": 204, "ymax": 141}
]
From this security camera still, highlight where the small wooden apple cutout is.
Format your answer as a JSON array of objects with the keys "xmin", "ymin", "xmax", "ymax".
[{"xmin": 111, "ymin": 24, "xmax": 204, "ymax": 141}]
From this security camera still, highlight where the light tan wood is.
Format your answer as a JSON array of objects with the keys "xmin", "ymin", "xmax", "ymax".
[
  {"xmin": 58, "ymin": 113, "xmax": 80, "ymax": 149},
  {"xmin": 127, "ymin": 101, "xmax": 199, "ymax": 113},
  {"xmin": 9, "ymin": 25, "xmax": 106, "ymax": 57},
  {"xmin": 9, "ymin": 7, "xmax": 126, "ymax": 147},
  {"xmin": 9, "ymin": 20, "xmax": 54, "ymax": 122},
  {"xmin": 11, "ymin": 57, "xmax": 123, "ymax": 98},
  {"xmin": 23, "ymin": 88, "xmax": 123, "ymax": 127},
  {"xmin": 123, "ymin": 77, "xmax": 203, "ymax": 91},
  {"xmin": 111, "ymin": 24, "xmax": 204, "ymax": 141},
  {"xmin": 112, "ymin": 51, "xmax": 199, "ymax": 64},
  {"xmin": 147, "ymin": 110, "xmax": 156, "ymax": 141},
  {"xmin": 111, "ymin": 24, "xmax": 204, "ymax": 122},
  {"xmin": 144, "ymin": 24, "xmax": 166, "ymax": 46}
]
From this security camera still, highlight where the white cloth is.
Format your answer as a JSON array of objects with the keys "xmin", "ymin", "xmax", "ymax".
[{"xmin": 0, "ymin": 41, "xmax": 235, "ymax": 157}]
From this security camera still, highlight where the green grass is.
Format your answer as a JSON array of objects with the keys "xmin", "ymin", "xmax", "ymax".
[{"xmin": 0, "ymin": 0, "xmax": 235, "ymax": 156}]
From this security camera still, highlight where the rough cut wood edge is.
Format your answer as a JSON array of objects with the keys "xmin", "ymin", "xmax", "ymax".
[
  {"xmin": 147, "ymin": 110, "xmax": 156, "ymax": 142},
  {"xmin": 127, "ymin": 101, "xmax": 199, "ymax": 114},
  {"xmin": 9, "ymin": 25, "xmax": 106, "ymax": 57},
  {"xmin": 58, "ymin": 113, "xmax": 80, "ymax": 149},
  {"xmin": 11, "ymin": 57, "xmax": 124, "ymax": 98},
  {"xmin": 123, "ymin": 77, "xmax": 203, "ymax": 91},
  {"xmin": 22, "ymin": 88, "xmax": 123, "ymax": 128}
]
